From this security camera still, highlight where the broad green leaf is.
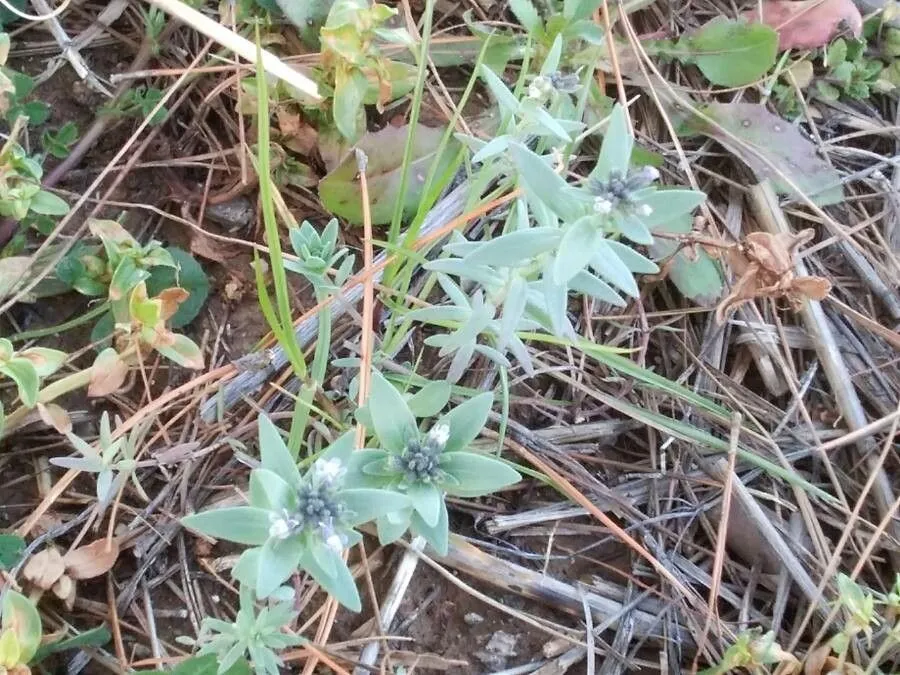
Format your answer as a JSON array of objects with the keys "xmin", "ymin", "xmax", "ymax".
[
  {"xmin": 298, "ymin": 546, "xmax": 361, "ymax": 611},
  {"xmin": 687, "ymin": 102, "xmax": 843, "ymax": 205},
  {"xmin": 256, "ymin": 536, "xmax": 304, "ymax": 598},
  {"xmin": 568, "ymin": 270, "xmax": 625, "ymax": 306},
  {"xmin": 590, "ymin": 239, "xmax": 639, "ymax": 297},
  {"xmin": 436, "ymin": 391, "xmax": 493, "ymax": 454},
  {"xmin": 509, "ymin": 0, "xmax": 541, "ymax": 34},
  {"xmin": 249, "ymin": 468, "xmax": 294, "ymax": 512},
  {"xmin": 0, "ymin": 357, "xmax": 39, "ymax": 407},
  {"xmin": 258, "ymin": 415, "xmax": 301, "ymax": 486},
  {"xmin": 2, "ymin": 590, "xmax": 41, "ymax": 664},
  {"xmin": 678, "ymin": 17, "xmax": 777, "ymax": 87},
  {"xmin": 368, "ymin": 369, "xmax": 417, "ymax": 453},
  {"xmin": 613, "ymin": 213, "xmax": 653, "ymax": 245},
  {"xmin": 410, "ymin": 499, "xmax": 449, "ymax": 555},
  {"xmin": 182, "ymin": 507, "xmax": 271, "ymax": 545},
  {"xmin": 509, "ymin": 143, "xmax": 580, "ymax": 222},
  {"xmin": 590, "ymin": 104, "xmax": 633, "ymax": 182},
  {"xmin": 406, "ymin": 380, "xmax": 451, "ymax": 418},
  {"xmin": 155, "ymin": 333, "xmax": 204, "ymax": 369},
  {"xmin": 376, "ymin": 509, "xmax": 412, "ymax": 545},
  {"xmin": 0, "ymin": 533, "xmax": 25, "ymax": 569},
  {"xmin": 29, "ymin": 190, "xmax": 69, "ymax": 216},
  {"xmin": 465, "ymin": 228, "xmax": 561, "ymax": 267},
  {"xmin": 332, "ymin": 66, "xmax": 367, "ymax": 142},
  {"xmin": 554, "ymin": 216, "xmax": 599, "ymax": 285},
  {"xmin": 32, "ymin": 624, "xmax": 110, "ymax": 663},
  {"xmin": 146, "ymin": 247, "xmax": 209, "ymax": 328},
  {"xmin": 650, "ymin": 214, "xmax": 724, "ymax": 306},
  {"xmin": 340, "ymin": 488, "xmax": 411, "ymax": 525},
  {"xmin": 405, "ymin": 483, "xmax": 442, "ymax": 527},
  {"xmin": 441, "ymin": 452, "xmax": 522, "ymax": 497},
  {"xmin": 605, "ymin": 240, "xmax": 659, "ymax": 274},
  {"xmin": 638, "ymin": 189, "xmax": 706, "ymax": 227},
  {"xmin": 319, "ymin": 124, "xmax": 460, "ymax": 225},
  {"xmin": 478, "ymin": 64, "xmax": 519, "ymax": 117}
]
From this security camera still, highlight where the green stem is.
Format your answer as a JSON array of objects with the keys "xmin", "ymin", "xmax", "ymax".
[
  {"xmin": 3, "ymin": 368, "xmax": 92, "ymax": 435},
  {"xmin": 12, "ymin": 302, "xmax": 110, "ymax": 342},
  {"xmin": 288, "ymin": 288, "xmax": 332, "ymax": 457}
]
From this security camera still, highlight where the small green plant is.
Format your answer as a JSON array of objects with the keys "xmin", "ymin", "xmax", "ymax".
[
  {"xmin": 182, "ymin": 415, "xmax": 410, "ymax": 610},
  {"xmin": 100, "ymin": 85, "xmax": 167, "ymax": 125},
  {"xmin": 0, "ymin": 33, "xmax": 50, "ymax": 127},
  {"xmin": 0, "ymin": 590, "xmax": 41, "ymax": 675},
  {"xmin": 348, "ymin": 370, "xmax": 521, "ymax": 554},
  {"xmin": 49, "ymin": 411, "xmax": 149, "ymax": 517},
  {"xmin": 40, "ymin": 121, "xmax": 78, "ymax": 159},
  {"xmin": 830, "ymin": 573, "xmax": 880, "ymax": 656},
  {"xmin": 318, "ymin": 0, "xmax": 415, "ymax": 141},
  {"xmin": 815, "ymin": 38, "xmax": 891, "ymax": 102},
  {"xmin": 698, "ymin": 629, "xmax": 798, "ymax": 675},
  {"xmin": 0, "ymin": 337, "xmax": 66, "ymax": 421},
  {"xmin": 0, "ymin": 125, "xmax": 70, "ymax": 229},
  {"xmin": 180, "ymin": 584, "xmax": 302, "ymax": 675}
]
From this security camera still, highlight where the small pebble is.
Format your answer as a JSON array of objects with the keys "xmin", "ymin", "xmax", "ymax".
[{"xmin": 464, "ymin": 612, "xmax": 484, "ymax": 625}]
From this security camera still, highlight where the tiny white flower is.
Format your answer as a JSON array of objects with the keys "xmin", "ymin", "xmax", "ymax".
[
  {"xmin": 642, "ymin": 166, "xmax": 660, "ymax": 182},
  {"xmin": 427, "ymin": 423, "xmax": 451, "ymax": 448},
  {"xmin": 269, "ymin": 514, "xmax": 293, "ymax": 539},
  {"xmin": 593, "ymin": 197, "xmax": 613, "ymax": 214},
  {"xmin": 315, "ymin": 457, "xmax": 344, "ymax": 483},
  {"xmin": 636, "ymin": 203, "xmax": 654, "ymax": 217},
  {"xmin": 325, "ymin": 532, "xmax": 344, "ymax": 553},
  {"xmin": 528, "ymin": 76, "xmax": 552, "ymax": 100}
]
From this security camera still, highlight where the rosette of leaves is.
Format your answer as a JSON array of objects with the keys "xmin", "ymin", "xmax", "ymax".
[
  {"xmin": 415, "ymin": 104, "xmax": 705, "ymax": 377},
  {"xmin": 185, "ymin": 583, "xmax": 302, "ymax": 675},
  {"xmin": 318, "ymin": 0, "xmax": 416, "ymax": 141},
  {"xmin": 346, "ymin": 370, "xmax": 521, "ymax": 555},
  {"xmin": 50, "ymin": 411, "xmax": 149, "ymax": 517},
  {"xmin": 182, "ymin": 415, "xmax": 410, "ymax": 610},
  {"xmin": 283, "ymin": 218, "xmax": 354, "ymax": 295}
]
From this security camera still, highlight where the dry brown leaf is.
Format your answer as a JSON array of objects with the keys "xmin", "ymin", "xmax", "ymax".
[
  {"xmin": 715, "ymin": 228, "xmax": 832, "ymax": 323},
  {"xmin": 743, "ymin": 0, "xmax": 862, "ymax": 50},
  {"xmin": 51, "ymin": 573, "xmax": 76, "ymax": 610},
  {"xmin": 277, "ymin": 108, "xmax": 319, "ymax": 155},
  {"xmin": 22, "ymin": 548, "xmax": 65, "ymax": 590},
  {"xmin": 189, "ymin": 230, "xmax": 246, "ymax": 267},
  {"xmin": 803, "ymin": 645, "xmax": 864, "ymax": 674},
  {"xmin": 63, "ymin": 537, "xmax": 120, "ymax": 580},
  {"xmin": 36, "ymin": 402, "xmax": 72, "ymax": 434},
  {"xmin": 88, "ymin": 349, "xmax": 129, "ymax": 398},
  {"xmin": 158, "ymin": 287, "xmax": 190, "ymax": 321}
]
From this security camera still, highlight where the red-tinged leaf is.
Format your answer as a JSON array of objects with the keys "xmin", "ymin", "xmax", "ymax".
[
  {"xmin": 37, "ymin": 403, "xmax": 72, "ymax": 434},
  {"xmin": 743, "ymin": 0, "xmax": 862, "ymax": 50},
  {"xmin": 88, "ymin": 348, "xmax": 128, "ymax": 398}
]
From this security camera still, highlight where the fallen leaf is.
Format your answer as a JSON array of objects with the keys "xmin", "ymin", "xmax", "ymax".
[
  {"xmin": 36, "ymin": 403, "xmax": 72, "ymax": 434},
  {"xmin": 715, "ymin": 229, "xmax": 832, "ymax": 322},
  {"xmin": 88, "ymin": 348, "xmax": 129, "ymax": 398},
  {"xmin": 51, "ymin": 574, "xmax": 76, "ymax": 610},
  {"xmin": 802, "ymin": 647, "xmax": 864, "ymax": 674},
  {"xmin": 0, "ymin": 256, "xmax": 30, "ymax": 301},
  {"xmin": 743, "ymin": 0, "xmax": 862, "ymax": 50},
  {"xmin": 319, "ymin": 123, "xmax": 461, "ymax": 226},
  {"xmin": 63, "ymin": 537, "xmax": 120, "ymax": 580},
  {"xmin": 277, "ymin": 108, "xmax": 319, "ymax": 155},
  {"xmin": 22, "ymin": 548, "xmax": 65, "ymax": 590},
  {"xmin": 689, "ymin": 102, "xmax": 843, "ymax": 205}
]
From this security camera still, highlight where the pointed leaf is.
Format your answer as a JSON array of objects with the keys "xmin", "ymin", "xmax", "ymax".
[
  {"xmin": 591, "ymin": 104, "xmax": 633, "ymax": 182},
  {"xmin": 377, "ymin": 510, "xmax": 413, "ymax": 545},
  {"xmin": 465, "ymin": 227, "xmax": 561, "ymax": 267},
  {"xmin": 510, "ymin": 143, "xmax": 580, "ymax": 222},
  {"xmin": 591, "ymin": 239, "xmax": 639, "ymax": 297},
  {"xmin": 249, "ymin": 468, "xmax": 294, "ymax": 511},
  {"xmin": 407, "ymin": 380, "xmax": 451, "ymax": 418},
  {"xmin": 406, "ymin": 483, "xmax": 442, "ymax": 527},
  {"xmin": 441, "ymin": 452, "xmax": 522, "ymax": 497},
  {"xmin": 368, "ymin": 370, "xmax": 417, "ymax": 452},
  {"xmin": 410, "ymin": 499, "xmax": 449, "ymax": 555},
  {"xmin": 437, "ymin": 391, "xmax": 493, "ymax": 454},
  {"xmin": 554, "ymin": 216, "xmax": 599, "ymax": 285},
  {"xmin": 182, "ymin": 507, "xmax": 271, "ymax": 545},
  {"xmin": 298, "ymin": 547, "xmax": 361, "ymax": 611},
  {"xmin": 340, "ymin": 488, "xmax": 411, "ymax": 526},
  {"xmin": 256, "ymin": 536, "xmax": 304, "ymax": 598},
  {"xmin": 258, "ymin": 414, "xmax": 301, "ymax": 486}
]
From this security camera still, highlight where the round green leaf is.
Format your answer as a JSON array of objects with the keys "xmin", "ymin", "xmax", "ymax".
[{"xmin": 146, "ymin": 246, "xmax": 209, "ymax": 328}]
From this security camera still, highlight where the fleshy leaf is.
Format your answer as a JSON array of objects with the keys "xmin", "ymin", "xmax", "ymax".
[
  {"xmin": 406, "ymin": 483, "xmax": 442, "ymax": 527},
  {"xmin": 436, "ymin": 391, "xmax": 494, "ymax": 454},
  {"xmin": 410, "ymin": 499, "xmax": 449, "ymax": 555},
  {"xmin": 368, "ymin": 370, "xmax": 417, "ymax": 453},
  {"xmin": 182, "ymin": 507, "xmax": 271, "ymax": 545},
  {"xmin": 258, "ymin": 415, "xmax": 301, "ymax": 486},
  {"xmin": 340, "ymin": 488, "xmax": 411, "ymax": 526},
  {"xmin": 249, "ymin": 468, "xmax": 294, "ymax": 512},
  {"xmin": 256, "ymin": 536, "xmax": 304, "ymax": 598},
  {"xmin": 441, "ymin": 452, "xmax": 522, "ymax": 497}
]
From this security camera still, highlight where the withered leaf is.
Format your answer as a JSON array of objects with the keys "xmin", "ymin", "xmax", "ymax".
[
  {"xmin": 63, "ymin": 537, "xmax": 120, "ymax": 580},
  {"xmin": 22, "ymin": 548, "xmax": 65, "ymax": 590}
]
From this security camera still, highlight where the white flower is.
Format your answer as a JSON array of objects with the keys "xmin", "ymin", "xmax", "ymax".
[
  {"xmin": 528, "ymin": 76, "xmax": 553, "ymax": 100},
  {"xmin": 325, "ymin": 532, "xmax": 344, "ymax": 553},
  {"xmin": 269, "ymin": 513, "xmax": 295, "ymax": 539},
  {"xmin": 636, "ymin": 203, "xmax": 654, "ymax": 217},
  {"xmin": 315, "ymin": 458, "xmax": 345, "ymax": 483},
  {"xmin": 641, "ymin": 166, "xmax": 660, "ymax": 182},
  {"xmin": 593, "ymin": 197, "xmax": 613, "ymax": 214},
  {"xmin": 426, "ymin": 423, "xmax": 451, "ymax": 449}
]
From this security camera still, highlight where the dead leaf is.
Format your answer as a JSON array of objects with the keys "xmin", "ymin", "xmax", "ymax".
[
  {"xmin": 22, "ymin": 548, "xmax": 65, "ymax": 590},
  {"xmin": 276, "ymin": 108, "xmax": 318, "ymax": 155},
  {"xmin": 189, "ymin": 230, "xmax": 246, "ymax": 267},
  {"xmin": 51, "ymin": 574, "xmax": 76, "ymax": 610},
  {"xmin": 743, "ymin": 0, "xmax": 862, "ymax": 50},
  {"xmin": 158, "ymin": 287, "xmax": 190, "ymax": 321},
  {"xmin": 88, "ymin": 348, "xmax": 129, "ymax": 398},
  {"xmin": 716, "ymin": 229, "xmax": 832, "ymax": 322},
  {"xmin": 36, "ymin": 403, "xmax": 72, "ymax": 434},
  {"xmin": 803, "ymin": 646, "xmax": 864, "ymax": 674},
  {"xmin": 63, "ymin": 537, "xmax": 120, "ymax": 580}
]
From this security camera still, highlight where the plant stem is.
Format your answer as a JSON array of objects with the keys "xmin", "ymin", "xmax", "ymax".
[
  {"xmin": 12, "ymin": 302, "xmax": 109, "ymax": 342},
  {"xmin": 3, "ymin": 368, "xmax": 92, "ymax": 435},
  {"xmin": 288, "ymin": 288, "xmax": 332, "ymax": 455}
]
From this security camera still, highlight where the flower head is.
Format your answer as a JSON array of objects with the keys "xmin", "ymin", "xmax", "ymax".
[{"xmin": 425, "ymin": 423, "xmax": 450, "ymax": 450}]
